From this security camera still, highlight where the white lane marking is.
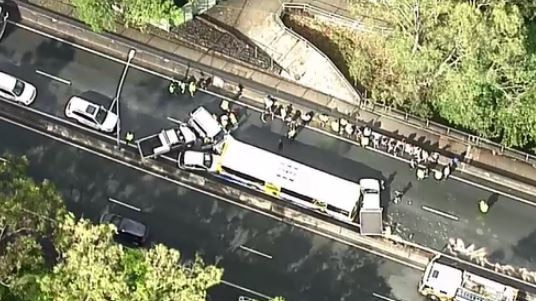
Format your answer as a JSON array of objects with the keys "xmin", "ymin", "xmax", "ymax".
[
  {"xmin": 0, "ymin": 114, "xmax": 426, "ymax": 272},
  {"xmin": 108, "ymin": 197, "xmax": 141, "ymax": 212},
  {"xmin": 14, "ymin": 20, "xmax": 536, "ymax": 206},
  {"xmin": 13, "ymin": 21, "xmax": 174, "ymax": 81},
  {"xmin": 239, "ymin": 245, "xmax": 273, "ymax": 259},
  {"xmin": 372, "ymin": 292, "xmax": 400, "ymax": 301},
  {"xmin": 35, "ymin": 69, "xmax": 72, "ymax": 85},
  {"xmin": 421, "ymin": 205, "xmax": 459, "ymax": 221},
  {"xmin": 220, "ymin": 280, "xmax": 272, "ymax": 300}
]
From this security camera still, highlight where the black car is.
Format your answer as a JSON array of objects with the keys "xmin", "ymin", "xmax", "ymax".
[
  {"xmin": 0, "ymin": 2, "xmax": 8, "ymax": 41},
  {"xmin": 100, "ymin": 213, "xmax": 149, "ymax": 246}
]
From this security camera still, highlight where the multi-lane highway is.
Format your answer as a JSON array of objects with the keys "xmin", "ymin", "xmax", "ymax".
[
  {"xmin": 0, "ymin": 117, "xmax": 427, "ymax": 301},
  {"xmin": 1, "ymin": 20, "xmax": 536, "ymax": 288}
]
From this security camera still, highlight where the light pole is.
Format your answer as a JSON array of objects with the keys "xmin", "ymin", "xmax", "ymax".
[{"xmin": 113, "ymin": 49, "xmax": 136, "ymax": 148}]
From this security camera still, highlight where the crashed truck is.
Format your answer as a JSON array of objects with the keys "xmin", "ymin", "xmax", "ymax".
[{"xmin": 137, "ymin": 124, "xmax": 196, "ymax": 159}]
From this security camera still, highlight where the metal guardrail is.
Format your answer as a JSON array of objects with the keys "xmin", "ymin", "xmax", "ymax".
[
  {"xmin": 282, "ymin": 2, "xmax": 392, "ymax": 35},
  {"xmin": 279, "ymin": 2, "xmax": 536, "ymax": 167}
]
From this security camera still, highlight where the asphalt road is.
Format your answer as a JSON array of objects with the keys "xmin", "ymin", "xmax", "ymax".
[
  {"xmin": 1, "ymin": 24, "xmax": 536, "ymax": 273},
  {"xmin": 0, "ymin": 119, "xmax": 426, "ymax": 301}
]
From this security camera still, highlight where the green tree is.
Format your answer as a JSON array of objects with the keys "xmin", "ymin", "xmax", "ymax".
[
  {"xmin": 39, "ymin": 214, "xmax": 223, "ymax": 301},
  {"xmin": 121, "ymin": 0, "xmax": 185, "ymax": 30},
  {"xmin": 71, "ymin": 0, "xmax": 116, "ymax": 32},
  {"xmin": 0, "ymin": 155, "xmax": 67, "ymax": 301},
  {"xmin": 348, "ymin": 0, "xmax": 536, "ymax": 147}
]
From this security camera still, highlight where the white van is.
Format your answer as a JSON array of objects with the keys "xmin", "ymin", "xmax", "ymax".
[{"xmin": 188, "ymin": 106, "xmax": 225, "ymax": 142}]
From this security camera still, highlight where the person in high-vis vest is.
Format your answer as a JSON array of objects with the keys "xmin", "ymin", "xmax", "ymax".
[
  {"xmin": 125, "ymin": 131, "xmax": 135, "ymax": 145},
  {"xmin": 478, "ymin": 199, "xmax": 489, "ymax": 214},
  {"xmin": 189, "ymin": 80, "xmax": 197, "ymax": 97},
  {"xmin": 168, "ymin": 80, "xmax": 178, "ymax": 94}
]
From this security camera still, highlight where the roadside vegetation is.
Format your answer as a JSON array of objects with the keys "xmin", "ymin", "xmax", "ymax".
[
  {"xmin": 285, "ymin": 1, "xmax": 536, "ymax": 150},
  {"xmin": 69, "ymin": 0, "xmax": 188, "ymax": 32},
  {"xmin": 0, "ymin": 155, "xmax": 284, "ymax": 301}
]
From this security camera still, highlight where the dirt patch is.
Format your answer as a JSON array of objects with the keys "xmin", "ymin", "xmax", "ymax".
[{"xmin": 281, "ymin": 12, "xmax": 365, "ymax": 92}]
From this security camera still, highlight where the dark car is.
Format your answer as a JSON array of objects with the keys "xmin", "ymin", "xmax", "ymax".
[
  {"xmin": 100, "ymin": 213, "xmax": 149, "ymax": 246},
  {"xmin": 0, "ymin": 3, "xmax": 8, "ymax": 41}
]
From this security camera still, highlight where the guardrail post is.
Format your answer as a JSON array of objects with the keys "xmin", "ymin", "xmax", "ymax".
[{"xmin": 426, "ymin": 119, "xmax": 430, "ymax": 127}]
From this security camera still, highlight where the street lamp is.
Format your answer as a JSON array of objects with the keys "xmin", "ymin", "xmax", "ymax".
[{"xmin": 113, "ymin": 49, "xmax": 136, "ymax": 148}]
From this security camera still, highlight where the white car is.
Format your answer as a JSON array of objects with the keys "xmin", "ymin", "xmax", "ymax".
[
  {"xmin": 0, "ymin": 71, "xmax": 37, "ymax": 105},
  {"xmin": 178, "ymin": 150, "xmax": 215, "ymax": 171},
  {"xmin": 65, "ymin": 96, "xmax": 118, "ymax": 132}
]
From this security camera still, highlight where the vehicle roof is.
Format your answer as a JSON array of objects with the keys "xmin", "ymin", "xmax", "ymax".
[
  {"xmin": 0, "ymin": 72, "xmax": 16, "ymax": 90},
  {"xmin": 219, "ymin": 136, "xmax": 361, "ymax": 213},
  {"xmin": 424, "ymin": 262, "xmax": 463, "ymax": 298},
  {"xmin": 190, "ymin": 106, "xmax": 223, "ymax": 138},
  {"xmin": 362, "ymin": 192, "xmax": 380, "ymax": 209},
  {"xmin": 183, "ymin": 150, "xmax": 206, "ymax": 164},
  {"xmin": 68, "ymin": 96, "xmax": 98, "ymax": 116},
  {"xmin": 118, "ymin": 217, "xmax": 147, "ymax": 237}
]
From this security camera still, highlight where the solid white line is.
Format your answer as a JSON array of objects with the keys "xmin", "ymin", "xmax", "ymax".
[
  {"xmin": 108, "ymin": 197, "xmax": 141, "ymax": 212},
  {"xmin": 0, "ymin": 114, "xmax": 427, "ymax": 272},
  {"xmin": 372, "ymin": 292, "xmax": 400, "ymax": 301},
  {"xmin": 421, "ymin": 205, "xmax": 459, "ymax": 221},
  {"xmin": 239, "ymin": 245, "xmax": 273, "ymax": 259},
  {"xmin": 220, "ymin": 280, "xmax": 272, "ymax": 300},
  {"xmin": 35, "ymin": 69, "xmax": 72, "ymax": 85}
]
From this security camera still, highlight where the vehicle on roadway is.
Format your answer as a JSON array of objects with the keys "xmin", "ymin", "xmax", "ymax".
[
  {"xmin": 178, "ymin": 149, "xmax": 215, "ymax": 171},
  {"xmin": 0, "ymin": 2, "xmax": 8, "ymax": 41},
  {"xmin": 0, "ymin": 71, "xmax": 37, "ymax": 105},
  {"xmin": 209, "ymin": 136, "xmax": 384, "ymax": 235},
  {"xmin": 418, "ymin": 255, "xmax": 536, "ymax": 301},
  {"xmin": 100, "ymin": 213, "xmax": 149, "ymax": 246},
  {"xmin": 188, "ymin": 106, "xmax": 225, "ymax": 143},
  {"xmin": 137, "ymin": 124, "xmax": 196, "ymax": 159},
  {"xmin": 65, "ymin": 96, "xmax": 118, "ymax": 132}
]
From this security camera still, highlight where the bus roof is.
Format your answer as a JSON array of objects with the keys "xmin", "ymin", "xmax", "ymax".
[{"xmin": 219, "ymin": 137, "xmax": 361, "ymax": 213}]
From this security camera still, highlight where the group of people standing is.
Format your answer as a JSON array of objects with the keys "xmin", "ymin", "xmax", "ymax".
[
  {"xmin": 168, "ymin": 75, "xmax": 212, "ymax": 97},
  {"xmin": 262, "ymin": 95, "xmax": 314, "ymax": 141}
]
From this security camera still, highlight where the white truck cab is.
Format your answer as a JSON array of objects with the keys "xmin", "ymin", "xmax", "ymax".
[
  {"xmin": 188, "ymin": 106, "xmax": 225, "ymax": 142},
  {"xmin": 358, "ymin": 178, "xmax": 383, "ymax": 235}
]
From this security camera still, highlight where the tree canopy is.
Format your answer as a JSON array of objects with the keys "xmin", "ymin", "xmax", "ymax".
[
  {"xmin": 0, "ymin": 155, "xmax": 66, "ymax": 300},
  {"xmin": 70, "ymin": 0, "xmax": 186, "ymax": 32},
  {"xmin": 348, "ymin": 0, "xmax": 536, "ymax": 148},
  {"xmin": 0, "ymin": 155, "xmax": 229, "ymax": 301}
]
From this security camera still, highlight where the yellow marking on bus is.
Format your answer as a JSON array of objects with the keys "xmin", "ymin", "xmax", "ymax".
[{"xmin": 264, "ymin": 182, "xmax": 281, "ymax": 197}]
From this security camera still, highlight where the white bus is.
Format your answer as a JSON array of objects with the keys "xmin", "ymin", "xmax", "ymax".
[{"xmin": 210, "ymin": 136, "xmax": 383, "ymax": 228}]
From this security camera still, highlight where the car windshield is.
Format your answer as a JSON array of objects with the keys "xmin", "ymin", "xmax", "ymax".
[
  {"xmin": 13, "ymin": 80, "xmax": 25, "ymax": 96},
  {"xmin": 95, "ymin": 107, "xmax": 108, "ymax": 125}
]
